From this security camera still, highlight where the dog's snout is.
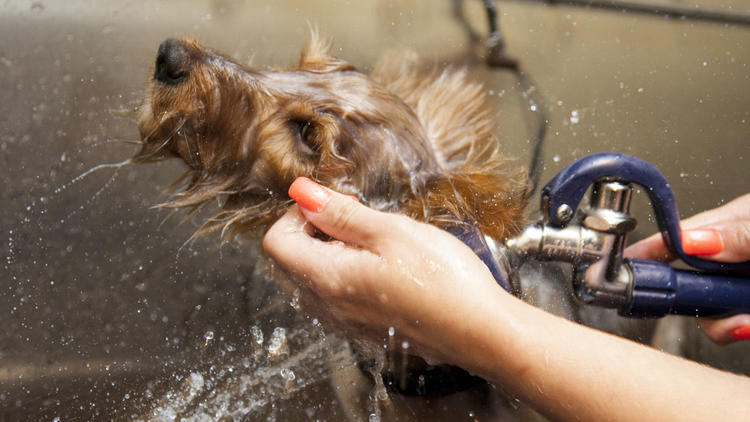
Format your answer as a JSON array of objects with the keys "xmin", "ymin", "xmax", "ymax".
[{"xmin": 154, "ymin": 38, "xmax": 190, "ymax": 85}]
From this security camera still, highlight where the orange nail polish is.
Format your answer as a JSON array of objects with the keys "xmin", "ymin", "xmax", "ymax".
[
  {"xmin": 731, "ymin": 324, "xmax": 750, "ymax": 341},
  {"xmin": 288, "ymin": 177, "xmax": 331, "ymax": 212},
  {"xmin": 681, "ymin": 229, "xmax": 723, "ymax": 256}
]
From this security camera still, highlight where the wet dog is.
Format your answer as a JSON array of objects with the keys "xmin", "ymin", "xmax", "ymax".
[
  {"xmin": 132, "ymin": 34, "xmax": 531, "ymax": 413},
  {"xmin": 133, "ymin": 33, "xmax": 528, "ymax": 243}
]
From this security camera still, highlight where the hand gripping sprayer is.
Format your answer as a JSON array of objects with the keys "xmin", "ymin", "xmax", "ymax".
[
  {"xmin": 391, "ymin": 153, "xmax": 750, "ymax": 396},
  {"xmin": 497, "ymin": 152, "xmax": 750, "ymax": 317}
]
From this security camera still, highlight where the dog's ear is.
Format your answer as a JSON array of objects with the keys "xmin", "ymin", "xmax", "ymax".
[
  {"xmin": 409, "ymin": 152, "xmax": 528, "ymax": 241},
  {"xmin": 372, "ymin": 57, "xmax": 497, "ymax": 171},
  {"xmin": 299, "ymin": 29, "xmax": 356, "ymax": 73}
]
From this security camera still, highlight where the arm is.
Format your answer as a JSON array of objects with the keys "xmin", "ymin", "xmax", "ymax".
[{"xmin": 263, "ymin": 178, "xmax": 750, "ymax": 422}]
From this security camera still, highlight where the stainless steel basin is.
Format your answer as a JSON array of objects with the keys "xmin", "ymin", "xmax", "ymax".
[{"xmin": 2, "ymin": 1, "xmax": 749, "ymax": 420}]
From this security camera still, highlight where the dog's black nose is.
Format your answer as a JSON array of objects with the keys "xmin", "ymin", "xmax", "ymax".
[{"xmin": 154, "ymin": 38, "xmax": 190, "ymax": 85}]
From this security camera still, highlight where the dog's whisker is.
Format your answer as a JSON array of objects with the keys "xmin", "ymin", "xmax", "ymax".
[
  {"xmin": 152, "ymin": 116, "xmax": 187, "ymax": 152},
  {"xmin": 135, "ymin": 116, "xmax": 188, "ymax": 162}
]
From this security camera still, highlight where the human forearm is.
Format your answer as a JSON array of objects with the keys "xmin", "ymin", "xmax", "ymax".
[{"xmin": 450, "ymin": 287, "xmax": 750, "ymax": 422}]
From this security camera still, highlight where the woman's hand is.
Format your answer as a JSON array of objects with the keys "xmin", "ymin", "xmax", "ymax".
[
  {"xmin": 264, "ymin": 179, "xmax": 750, "ymax": 422},
  {"xmin": 262, "ymin": 177, "xmax": 507, "ymax": 364},
  {"xmin": 625, "ymin": 193, "xmax": 750, "ymax": 344}
]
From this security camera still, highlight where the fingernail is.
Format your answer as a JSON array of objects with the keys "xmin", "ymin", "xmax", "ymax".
[
  {"xmin": 681, "ymin": 228, "xmax": 723, "ymax": 256},
  {"xmin": 731, "ymin": 324, "xmax": 750, "ymax": 341},
  {"xmin": 288, "ymin": 177, "xmax": 331, "ymax": 212}
]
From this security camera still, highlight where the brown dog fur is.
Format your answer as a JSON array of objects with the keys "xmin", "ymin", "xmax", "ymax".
[{"xmin": 133, "ymin": 33, "xmax": 528, "ymax": 242}]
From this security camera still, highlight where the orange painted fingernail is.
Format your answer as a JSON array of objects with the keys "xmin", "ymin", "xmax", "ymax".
[
  {"xmin": 731, "ymin": 324, "xmax": 750, "ymax": 341},
  {"xmin": 681, "ymin": 229, "xmax": 723, "ymax": 256},
  {"xmin": 288, "ymin": 177, "xmax": 331, "ymax": 212}
]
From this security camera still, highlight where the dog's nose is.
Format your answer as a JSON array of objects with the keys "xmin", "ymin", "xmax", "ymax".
[{"xmin": 154, "ymin": 38, "xmax": 190, "ymax": 85}]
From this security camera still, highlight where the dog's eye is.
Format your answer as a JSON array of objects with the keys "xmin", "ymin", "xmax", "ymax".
[{"xmin": 295, "ymin": 121, "xmax": 320, "ymax": 156}]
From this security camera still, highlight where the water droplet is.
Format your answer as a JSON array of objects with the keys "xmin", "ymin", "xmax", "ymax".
[
  {"xmin": 570, "ymin": 110, "xmax": 580, "ymax": 124},
  {"xmin": 280, "ymin": 368, "xmax": 295, "ymax": 382},
  {"xmin": 251, "ymin": 325, "xmax": 263, "ymax": 346},
  {"xmin": 553, "ymin": 155, "xmax": 561, "ymax": 163},
  {"xmin": 289, "ymin": 288, "xmax": 300, "ymax": 310},
  {"xmin": 388, "ymin": 327, "xmax": 395, "ymax": 337},
  {"xmin": 267, "ymin": 327, "xmax": 287, "ymax": 358}
]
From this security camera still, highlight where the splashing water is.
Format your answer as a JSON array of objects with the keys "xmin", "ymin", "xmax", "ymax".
[
  {"xmin": 267, "ymin": 327, "xmax": 288, "ymax": 359},
  {"xmin": 5, "ymin": 158, "xmax": 132, "ymax": 276},
  {"xmin": 62, "ymin": 162, "xmax": 129, "ymax": 222},
  {"xmin": 140, "ymin": 324, "xmax": 333, "ymax": 420},
  {"xmin": 289, "ymin": 288, "xmax": 301, "ymax": 310},
  {"xmin": 203, "ymin": 330, "xmax": 215, "ymax": 347},
  {"xmin": 349, "ymin": 339, "xmax": 390, "ymax": 422},
  {"xmin": 64, "ymin": 159, "xmax": 132, "ymax": 190}
]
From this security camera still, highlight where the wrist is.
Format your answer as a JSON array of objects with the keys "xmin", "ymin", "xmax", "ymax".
[{"xmin": 427, "ymin": 282, "xmax": 527, "ymax": 379}]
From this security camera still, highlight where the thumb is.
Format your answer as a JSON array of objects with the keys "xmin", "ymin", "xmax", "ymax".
[{"xmin": 287, "ymin": 177, "xmax": 390, "ymax": 249}]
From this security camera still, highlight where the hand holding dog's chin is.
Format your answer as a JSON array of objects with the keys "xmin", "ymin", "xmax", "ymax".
[{"xmin": 262, "ymin": 196, "xmax": 512, "ymax": 368}]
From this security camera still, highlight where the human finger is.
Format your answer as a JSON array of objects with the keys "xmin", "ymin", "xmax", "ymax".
[
  {"xmin": 625, "ymin": 218, "xmax": 750, "ymax": 263},
  {"xmin": 623, "ymin": 232, "xmax": 674, "ymax": 262},
  {"xmin": 262, "ymin": 203, "xmax": 382, "ymax": 298},
  {"xmin": 287, "ymin": 177, "xmax": 397, "ymax": 251},
  {"xmin": 689, "ymin": 221, "xmax": 750, "ymax": 262},
  {"xmin": 697, "ymin": 314, "xmax": 750, "ymax": 345}
]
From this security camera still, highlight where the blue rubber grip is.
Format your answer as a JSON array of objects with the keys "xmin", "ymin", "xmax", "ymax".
[
  {"xmin": 620, "ymin": 259, "xmax": 750, "ymax": 318},
  {"xmin": 445, "ymin": 224, "xmax": 512, "ymax": 293}
]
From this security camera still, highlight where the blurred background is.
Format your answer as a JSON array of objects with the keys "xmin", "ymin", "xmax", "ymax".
[{"xmin": 1, "ymin": 0, "xmax": 749, "ymax": 420}]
